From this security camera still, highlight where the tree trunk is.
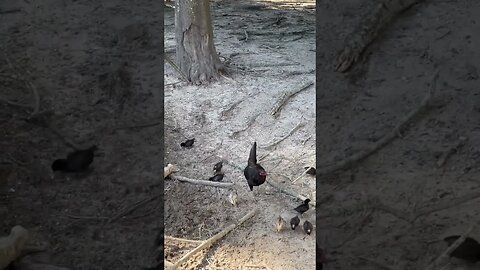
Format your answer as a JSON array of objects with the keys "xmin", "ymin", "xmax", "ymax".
[{"xmin": 175, "ymin": 0, "xmax": 223, "ymax": 84}]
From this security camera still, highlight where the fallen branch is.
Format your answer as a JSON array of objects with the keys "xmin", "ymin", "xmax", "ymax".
[
  {"xmin": 318, "ymin": 71, "xmax": 438, "ymax": 176},
  {"xmin": 334, "ymin": 0, "xmax": 426, "ymax": 72},
  {"xmin": 172, "ymin": 209, "xmax": 256, "ymax": 269},
  {"xmin": 171, "ymin": 175, "xmax": 234, "ymax": 188},
  {"xmin": 270, "ymin": 81, "xmax": 314, "ymax": 118},
  {"xmin": 424, "ymin": 222, "xmax": 477, "ymax": 270},
  {"xmin": 262, "ymin": 122, "xmax": 305, "ymax": 149}
]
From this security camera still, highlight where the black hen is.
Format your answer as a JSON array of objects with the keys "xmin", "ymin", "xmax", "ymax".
[
  {"xmin": 294, "ymin": 199, "xmax": 311, "ymax": 215},
  {"xmin": 444, "ymin": 235, "xmax": 480, "ymax": 262},
  {"xmin": 51, "ymin": 145, "xmax": 97, "ymax": 172},
  {"xmin": 243, "ymin": 142, "xmax": 267, "ymax": 191}
]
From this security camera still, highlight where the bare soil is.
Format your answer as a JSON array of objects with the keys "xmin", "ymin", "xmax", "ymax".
[
  {"xmin": 317, "ymin": 1, "xmax": 480, "ymax": 269},
  {"xmin": 0, "ymin": 0, "xmax": 163, "ymax": 269},
  {"xmin": 164, "ymin": 0, "xmax": 316, "ymax": 269}
]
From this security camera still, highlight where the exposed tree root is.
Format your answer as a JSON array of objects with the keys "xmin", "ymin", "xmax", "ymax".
[{"xmin": 318, "ymin": 71, "xmax": 438, "ymax": 176}]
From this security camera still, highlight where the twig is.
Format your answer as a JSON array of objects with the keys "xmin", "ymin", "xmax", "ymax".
[
  {"xmin": 270, "ymin": 81, "xmax": 314, "ymax": 118},
  {"xmin": 2, "ymin": 49, "xmax": 40, "ymax": 118},
  {"xmin": 262, "ymin": 122, "xmax": 305, "ymax": 149},
  {"xmin": 0, "ymin": 96, "xmax": 31, "ymax": 109},
  {"xmin": 165, "ymin": 235, "xmax": 204, "ymax": 244},
  {"xmin": 171, "ymin": 175, "xmax": 234, "ymax": 188},
  {"xmin": 436, "ymin": 136, "xmax": 467, "ymax": 167},
  {"xmin": 291, "ymin": 167, "xmax": 310, "ymax": 184},
  {"xmin": 66, "ymin": 215, "xmax": 109, "ymax": 220},
  {"xmin": 424, "ymin": 222, "xmax": 477, "ymax": 270},
  {"xmin": 172, "ymin": 209, "xmax": 257, "ymax": 269},
  {"xmin": 108, "ymin": 195, "xmax": 159, "ymax": 223},
  {"xmin": 318, "ymin": 71, "xmax": 439, "ymax": 176},
  {"xmin": 220, "ymin": 99, "xmax": 244, "ymax": 120},
  {"xmin": 114, "ymin": 120, "xmax": 162, "ymax": 131},
  {"xmin": 229, "ymin": 113, "xmax": 261, "ymax": 138},
  {"xmin": 413, "ymin": 189, "xmax": 480, "ymax": 222},
  {"xmin": 0, "ymin": 8, "xmax": 21, "ymax": 14},
  {"xmin": 266, "ymin": 179, "xmax": 315, "ymax": 207},
  {"xmin": 165, "ymin": 54, "xmax": 189, "ymax": 82}
]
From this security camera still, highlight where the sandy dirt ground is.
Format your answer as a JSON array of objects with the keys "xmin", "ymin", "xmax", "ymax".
[
  {"xmin": 0, "ymin": 0, "xmax": 163, "ymax": 269},
  {"xmin": 317, "ymin": 1, "xmax": 480, "ymax": 269},
  {"xmin": 164, "ymin": 0, "xmax": 316, "ymax": 269}
]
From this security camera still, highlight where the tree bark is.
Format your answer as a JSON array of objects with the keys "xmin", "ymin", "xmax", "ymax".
[{"xmin": 175, "ymin": 0, "xmax": 223, "ymax": 84}]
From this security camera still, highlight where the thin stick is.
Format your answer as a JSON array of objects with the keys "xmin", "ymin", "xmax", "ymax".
[
  {"xmin": 266, "ymin": 179, "xmax": 314, "ymax": 207},
  {"xmin": 108, "ymin": 195, "xmax": 159, "ymax": 223},
  {"xmin": 424, "ymin": 222, "xmax": 477, "ymax": 270},
  {"xmin": 171, "ymin": 175, "xmax": 234, "ymax": 188},
  {"xmin": 318, "ymin": 71, "xmax": 438, "ymax": 176},
  {"xmin": 165, "ymin": 54, "xmax": 189, "ymax": 82},
  {"xmin": 114, "ymin": 120, "xmax": 162, "ymax": 131},
  {"xmin": 173, "ymin": 210, "xmax": 257, "ymax": 268},
  {"xmin": 413, "ymin": 190, "xmax": 480, "ymax": 222},
  {"xmin": 270, "ymin": 81, "xmax": 314, "ymax": 118},
  {"xmin": 220, "ymin": 99, "xmax": 244, "ymax": 120},
  {"xmin": 66, "ymin": 215, "xmax": 109, "ymax": 220},
  {"xmin": 291, "ymin": 167, "xmax": 310, "ymax": 184},
  {"xmin": 230, "ymin": 113, "xmax": 261, "ymax": 138},
  {"xmin": 436, "ymin": 136, "xmax": 467, "ymax": 167},
  {"xmin": 262, "ymin": 122, "xmax": 305, "ymax": 149},
  {"xmin": 2, "ymin": 50, "xmax": 40, "ymax": 118},
  {"xmin": 165, "ymin": 235, "xmax": 204, "ymax": 244},
  {"xmin": 0, "ymin": 8, "xmax": 21, "ymax": 14}
]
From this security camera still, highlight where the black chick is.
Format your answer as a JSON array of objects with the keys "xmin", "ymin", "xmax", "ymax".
[
  {"xmin": 243, "ymin": 142, "xmax": 267, "ymax": 191},
  {"xmin": 303, "ymin": 220, "xmax": 313, "ymax": 235},
  {"xmin": 444, "ymin": 235, "xmax": 480, "ymax": 262},
  {"xmin": 51, "ymin": 145, "xmax": 97, "ymax": 172},
  {"xmin": 213, "ymin": 161, "xmax": 223, "ymax": 173},
  {"xmin": 209, "ymin": 172, "xmax": 224, "ymax": 182},
  {"xmin": 294, "ymin": 199, "xmax": 311, "ymax": 215},
  {"xmin": 180, "ymin": 138, "xmax": 195, "ymax": 148},
  {"xmin": 290, "ymin": 216, "xmax": 300, "ymax": 230},
  {"xmin": 304, "ymin": 166, "xmax": 316, "ymax": 176}
]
